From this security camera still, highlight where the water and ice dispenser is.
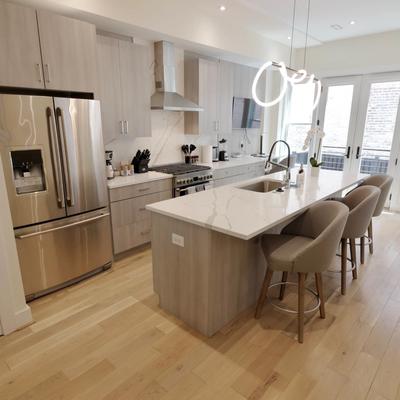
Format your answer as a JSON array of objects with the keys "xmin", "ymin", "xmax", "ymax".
[{"xmin": 11, "ymin": 149, "xmax": 46, "ymax": 194}]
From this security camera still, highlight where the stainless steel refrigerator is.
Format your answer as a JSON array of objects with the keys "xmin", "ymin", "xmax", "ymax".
[{"xmin": 0, "ymin": 94, "xmax": 112, "ymax": 301}]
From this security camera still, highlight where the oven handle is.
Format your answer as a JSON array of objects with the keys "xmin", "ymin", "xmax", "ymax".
[{"xmin": 175, "ymin": 181, "xmax": 213, "ymax": 196}]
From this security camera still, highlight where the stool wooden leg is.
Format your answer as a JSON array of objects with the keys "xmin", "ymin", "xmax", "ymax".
[
  {"xmin": 315, "ymin": 273, "xmax": 325, "ymax": 319},
  {"xmin": 279, "ymin": 271, "xmax": 288, "ymax": 300},
  {"xmin": 341, "ymin": 238, "xmax": 347, "ymax": 295},
  {"xmin": 368, "ymin": 220, "xmax": 374, "ymax": 254},
  {"xmin": 298, "ymin": 273, "xmax": 306, "ymax": 343},
  {"xmin": 255, "ymin": 269, "xmax": 273, "ymax": 319},
  {"xmin": 360, "ymin": 236, "xmax": 365, "ymax": 264},
  {"xmin": 350, "ymin": 238, "xmax": 358, "ymax": 280}
]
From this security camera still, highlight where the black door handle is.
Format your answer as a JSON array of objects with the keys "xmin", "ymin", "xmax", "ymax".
[
  {"xmin": 346, "ymin": 146, "xmax": 351, "ymax": 159},
  {"xmin": 356, "ymin": 146, "xmax": 360, "ymax": 159}
]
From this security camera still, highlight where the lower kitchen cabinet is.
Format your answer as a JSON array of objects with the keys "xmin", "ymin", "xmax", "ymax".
[
  {"xmin": 213, "ymin": 163, "xmax": 265, "ymax": 187},
  {"xmin": 109, "ymin": 179, "xmax": 172, "ymax": 254}
]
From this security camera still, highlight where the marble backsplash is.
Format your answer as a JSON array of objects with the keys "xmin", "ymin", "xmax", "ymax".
[{"xmin": 107, "ymin": 111, "xmax": 263, "ymax": 167}]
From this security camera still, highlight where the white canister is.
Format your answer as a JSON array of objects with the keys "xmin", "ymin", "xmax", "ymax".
[{"xmin": 201, "ymin": 145, "xmax": 213, "ymax": 164}]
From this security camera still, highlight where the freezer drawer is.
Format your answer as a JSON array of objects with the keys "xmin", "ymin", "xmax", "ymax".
[{"xmin": 14, "ymin": 208, "xmax": 112, "ymax": 300}]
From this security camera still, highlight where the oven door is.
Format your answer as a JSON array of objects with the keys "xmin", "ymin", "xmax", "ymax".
[{"xmin": 174, "ymin": 181, "xmax": 214, "ymax": 197}]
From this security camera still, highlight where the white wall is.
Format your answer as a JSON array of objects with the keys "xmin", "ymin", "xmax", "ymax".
[
  {"xmin": 295, "ymin": 30, "xmax": 400, "ymax": 78},
  {"xmin": 0, "ymin": 159, "xmax": 32, "ymax": 335}
]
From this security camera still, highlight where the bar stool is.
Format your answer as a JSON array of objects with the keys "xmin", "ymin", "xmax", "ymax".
[
  {"xmin": 255, "ymin": 201, "xmax": 349, "ymax": 343},
  {"xmin": 358, "ymin": 174, "xmax": 393, "ymax": 260},
  {"xmin": 335, "ymin": 185, "xmax": 380, "ymax": 295}
]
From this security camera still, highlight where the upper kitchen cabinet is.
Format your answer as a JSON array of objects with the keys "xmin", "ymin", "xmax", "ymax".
[
  {"xmin": 233, "ymin": 63, "xmax": 265, "ymax": 100},
  {"xmin": 184, "ymin": 54, "xmax": 233, "ymax": 135},
  {"xmin": 0, "ymin": 2, "xmax": 43, "ymax": 88},
  {"xmin": 37, "ymin": 10, "xmax": 98, "ymax": 93},
  {"xmin": 119, "ymin": 41, "xmax": 152, "ymax": 138},
  {"xmin": 96, "ymin": 35, "xmax": 123, "ymax": 145},
  {"xmin": 96, "ymin": 35, "xmax": 152, "ymax": 143},
  {"xmin": 218, "ymin": 60, "xmax": 234, "ymax": 135}
]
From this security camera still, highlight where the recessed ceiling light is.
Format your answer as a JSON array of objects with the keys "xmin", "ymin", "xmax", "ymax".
[
  {"xmin": 219, "ymin": 5, "xmax": 226, "ymax": 11},
  {"xmin": 288, "ymin": 36, "xmax": 291, "ymax": 40},
  {"xmin": 350, "ymin": 20, "xmax": 356, "ymax": 25},
  {"xmin": 330, "ymin": 24, "xmax": 343, "ymax": 31}
]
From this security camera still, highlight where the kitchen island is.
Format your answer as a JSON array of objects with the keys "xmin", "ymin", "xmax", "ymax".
[{"xmin": 147, "ymin": 169, "xmax": 366, "ymax": 336}]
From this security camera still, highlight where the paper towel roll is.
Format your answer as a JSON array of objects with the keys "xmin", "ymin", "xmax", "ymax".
[{"xmin": 201, "ymin": 145, "xmax": 213, "ymax": 164}]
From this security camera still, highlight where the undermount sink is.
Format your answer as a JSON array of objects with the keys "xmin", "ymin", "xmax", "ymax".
[{"xmin": 239, "ymin": 179, "xmax": 285, "ymax": 193}]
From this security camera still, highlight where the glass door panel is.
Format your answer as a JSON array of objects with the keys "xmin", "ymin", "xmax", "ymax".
[
  {"xmin": 320, "ymin": 84, "xmax": 354, "ymax": 171},
  {"xmin": 358, "ymin": 81, "xmax": 400, "ymax": 175}
]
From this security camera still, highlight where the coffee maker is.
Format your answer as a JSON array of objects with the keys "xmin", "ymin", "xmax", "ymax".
[{"xmin": 105, "ymin": 150, "xmax": 114, "ymax": 180}]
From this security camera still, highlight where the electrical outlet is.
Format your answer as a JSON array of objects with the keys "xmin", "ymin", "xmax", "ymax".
[{"xmin": 172, "ymin": 233, "xmax": 184, "ymax": 247}]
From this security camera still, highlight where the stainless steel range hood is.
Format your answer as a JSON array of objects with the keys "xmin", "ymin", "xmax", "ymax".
[{"xmin": 151, "ymin": 41, "xmax": 203, "ymax": 112}]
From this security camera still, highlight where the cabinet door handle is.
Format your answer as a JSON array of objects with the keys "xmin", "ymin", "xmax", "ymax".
[
  {"xmin": 119, "ymin": 121, "xmax": 124, "ymax": 135},
  {"xmin": 140, "ymin": 230, "xmax": 151, "ymax": 236},
  {"xmin": 35, "ymin": 63, "xmax": 43, "ymax": 82},
  {"xmin": 44, "ymin": 64, "xmax": 51, "ymax": 83},
  {"xmin": 355, "ymin": 146, "xmax": 361, "ymax": 159},
  {"xmin": 124, "ymin": 120, "xmax": 129, "ymax": 135},
  {"xmin": 139, "ymin": 187, "xmax": 150, "ymax": 192},
  {"xmin": 138, "ymin": 207, "xmax": 146, "ymax": 212},
  {"xmin": 346, "ymin": 146, "xmax": 351, "ymax": 159}
]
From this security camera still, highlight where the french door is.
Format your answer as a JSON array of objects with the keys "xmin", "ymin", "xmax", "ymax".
[{"xmin": 317, "ymin": 72, "xmax": 400, "ymax": 209}]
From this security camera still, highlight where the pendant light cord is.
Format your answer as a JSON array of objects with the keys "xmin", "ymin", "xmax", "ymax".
[
  {"xmin": 289, "ymin": 0, "xmax": 297, "ymax": 68},
  {"xmin": 303, "ymin": 0, "xmax": 311, "ymax": 69}
]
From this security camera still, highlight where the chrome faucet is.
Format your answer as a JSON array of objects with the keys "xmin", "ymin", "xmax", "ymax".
[{"xmin": 265, "ymin": 140, "xmax": 291, "ymax": 186}]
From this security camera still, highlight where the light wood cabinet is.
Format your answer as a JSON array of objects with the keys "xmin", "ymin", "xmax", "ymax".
[
  {"xmin": 96, "ymin": 35, "xmax": 123, "ymax": 145},
  {"xmin": 37, "ymin": 10, "xmax": 98, "ymax": 93},
  {"xmin": 218, "ymin": 61, "xmax": 234, "ymax": 135},
  {"xmin": 0, "ymin": 2, "xmax": 98, "ymax": 93},
  {"xmin": 109, "ymin": 178, "xmax": 172, "ymax": 254},
  {"xmin": 233, "ymin": 63, "xmax": 265, "ymax": 99},
  {"xmin": 184, "ymin": 54, "xmax": 234, "ymax": 136},
  {"xmin": 96, "ymin": 35, "xmax": 152, "ymax": 144},
  {"xmin": 119, "ymin": 41, "xmax": 152, "ymax": 138},
  {"xmin": 0, "ymin": 2, "xmax": 43, "ymax": 88}
]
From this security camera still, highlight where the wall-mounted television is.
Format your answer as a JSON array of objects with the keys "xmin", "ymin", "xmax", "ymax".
[{"xmin": 232, "ymin": 96, "xmax": 262, "ymax": 129}]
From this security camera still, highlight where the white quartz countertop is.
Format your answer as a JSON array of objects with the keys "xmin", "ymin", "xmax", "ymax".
[
  {"xmin": 107, "ymin": 171, "xmax": 173, "ymax": 189},
  {"xmin": 201, "ymin": 155, "xmax": 266, "ymax": 170},
  {"xmin": 147, "ymin": 168, "xmax": 368, "ymax": 240}
]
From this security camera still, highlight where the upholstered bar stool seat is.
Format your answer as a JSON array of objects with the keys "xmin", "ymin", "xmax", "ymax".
[
  {"xmin": 358, "ymin": 174, "xmax": 393, "ymax": 258},
  {"xmin": 334, "ymin": 185, "xmax": 380, "ymax": 295},
  {"xmin": 255, "ymin": 201, "xmax": 349, "ymax": 343}
]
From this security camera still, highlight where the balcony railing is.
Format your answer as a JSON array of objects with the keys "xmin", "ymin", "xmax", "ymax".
[{"xmin": 319, "ymin": 146, "xmax": 390, "ymax": 174}]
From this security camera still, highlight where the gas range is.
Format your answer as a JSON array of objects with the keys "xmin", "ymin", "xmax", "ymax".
[{"xmin": 149, "ymin": 163, "xmax": 213, "ymax": 196}]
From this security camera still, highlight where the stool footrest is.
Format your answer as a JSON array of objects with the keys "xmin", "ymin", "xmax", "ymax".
[{"xmin": 267, "ymin": 282, "xmax": 320, "ymax": 315}]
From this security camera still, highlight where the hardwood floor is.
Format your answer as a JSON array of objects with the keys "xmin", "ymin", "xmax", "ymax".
[{"xmin": 1, "ymin": 212, "xmax": 400, "ymax": 399}]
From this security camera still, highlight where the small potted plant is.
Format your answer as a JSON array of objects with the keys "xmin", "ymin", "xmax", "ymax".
[{"xmin": 309, "ymin": 156, "xmax": 322, "ymax": 176}]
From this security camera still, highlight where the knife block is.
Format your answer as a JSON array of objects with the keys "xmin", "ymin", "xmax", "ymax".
[{"xmin": 133, "ymin": 160, "xmax": 149, "ymax": 173}]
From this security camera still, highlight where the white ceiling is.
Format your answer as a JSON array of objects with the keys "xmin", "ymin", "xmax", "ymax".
[{"xmin": 232, "ymin": 0, "xmax": 400, "ymax": 47}]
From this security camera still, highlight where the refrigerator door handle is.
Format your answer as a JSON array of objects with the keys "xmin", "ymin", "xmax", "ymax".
[
  {"xmin": 56, "ymin": 107, "xmax": 75, "ymax": 207},
  {"xmin": 15, "ymin": 212, "xmax": 110, "ymax": 239},
  {"xmin": 46, "ymin": 107, "xmax": 65, "ymax": 208}
]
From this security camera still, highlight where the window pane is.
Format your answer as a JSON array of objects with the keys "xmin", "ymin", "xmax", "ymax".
[
  {"xmin": 321, "ymin": 85, "xmax": 354, "ymax": 171},
  {"xmin": 288, "ymin": 83, "xmax": 315, "ymax": 124},
  {"xmin": 286, "ymin": 124, "xmax": 311, "ymax": 165},
  {"xmin": 359, "ymin": 81, "xmax": 400, "ymax": 174}
]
